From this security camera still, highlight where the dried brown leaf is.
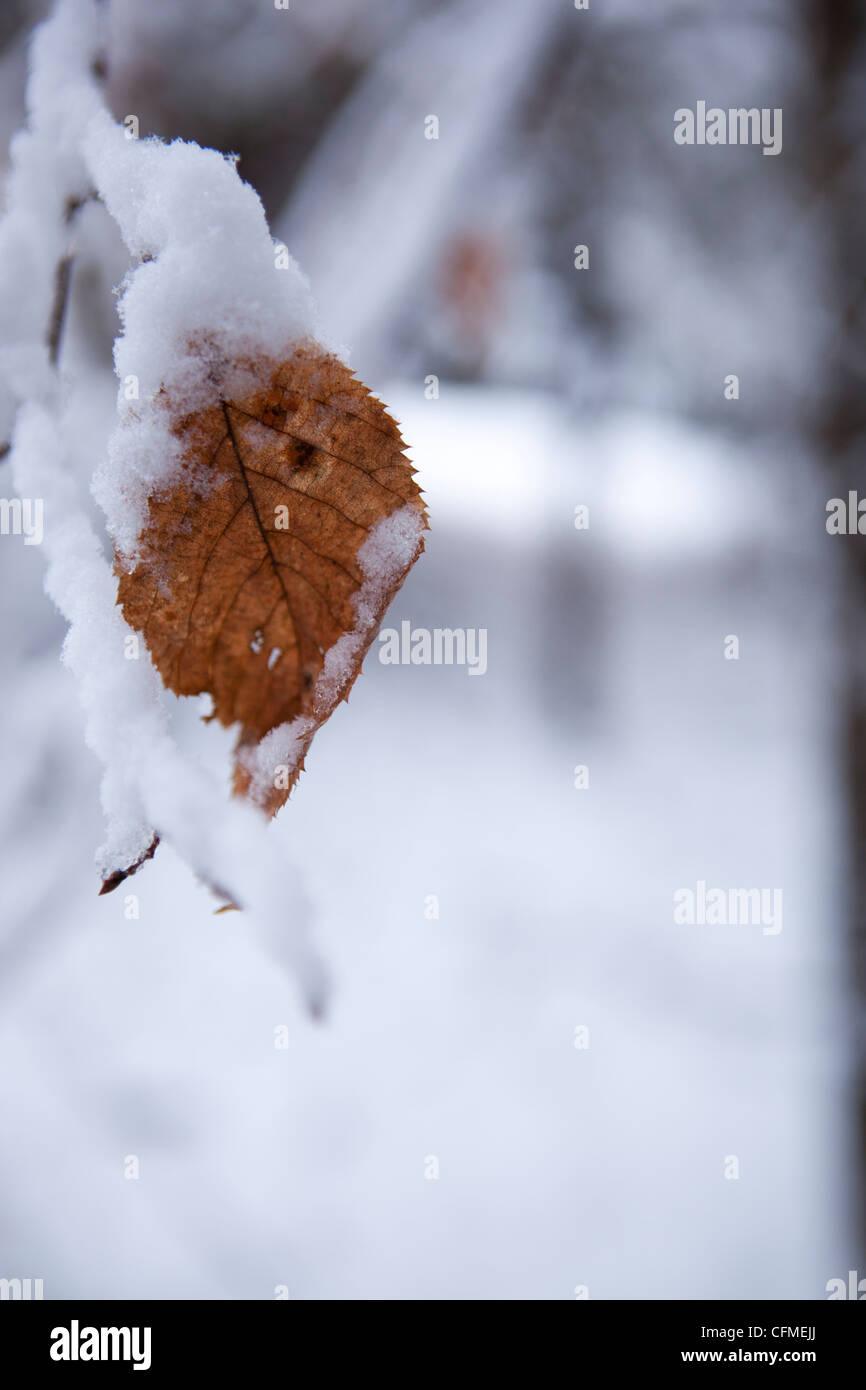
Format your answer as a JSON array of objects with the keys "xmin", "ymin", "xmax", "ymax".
[{"xmin": 116, "ymin": 340, "xmax": 426, "ymax": 818}]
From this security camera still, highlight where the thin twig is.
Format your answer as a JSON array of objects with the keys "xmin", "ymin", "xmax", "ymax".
[
  {"xmin": 47, "ymin": 254, "xmax": 74, "ymax": 367},
  {"xmin": 46, "ymin": 191, "xmax": 97, "ymax": 369}
]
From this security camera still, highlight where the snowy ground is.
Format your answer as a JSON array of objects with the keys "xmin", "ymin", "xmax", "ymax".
[{"xmin": 0, "ymin": 383, "xmax": 852, "ymax": 1299}]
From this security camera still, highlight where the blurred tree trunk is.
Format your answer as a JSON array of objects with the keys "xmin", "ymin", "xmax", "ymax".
[{"xmin": 804, "ymin": 0, "xmax": 866, "ymax": 1259}]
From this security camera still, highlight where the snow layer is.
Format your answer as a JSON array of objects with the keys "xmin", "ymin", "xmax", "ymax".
[
  {"xmin": 0, "ymin": 0, "xmax": 327, "ymax": 1012},
  {"xmin": 0, "ymin": 0, "xmax": 102, "ymax": 434},
  {"xmin": 83, "ymin": 115, "xmax": 318, "ymax": 558}
]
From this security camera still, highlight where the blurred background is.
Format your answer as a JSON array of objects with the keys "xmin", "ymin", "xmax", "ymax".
[{"xmin": 0, "ymin": 0, "xmax": 864, "ymax": 1298}]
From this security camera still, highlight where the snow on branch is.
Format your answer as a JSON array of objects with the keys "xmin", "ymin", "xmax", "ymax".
[{"xmin": 0, "ymin": 0, "xmax": 330, "ymax": 1014}]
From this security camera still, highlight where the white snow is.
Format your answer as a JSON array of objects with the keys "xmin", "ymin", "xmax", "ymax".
[
  {"xmin": 0, "ymin": 0, "xmax": 851, "ymax": 1303},
  {"xmin": 0, "ymin": 0, "xmax": 102, "ymax": 437},
  {"xmin": 0, "ymin": 0, "xmax": 328, "ymax": 1012},
  {"xmin": 0, "ymin": 381, "xmax": 848, "ymax": 1298},
  {"xmin": 82, "ymin": 114, "xmax": 318, "ymax": 558}
]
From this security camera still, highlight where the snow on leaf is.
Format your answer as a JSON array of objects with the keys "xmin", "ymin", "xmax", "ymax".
[{"xmin": 116, "ymin": 339, "xmax": 427, "ymax": 815}]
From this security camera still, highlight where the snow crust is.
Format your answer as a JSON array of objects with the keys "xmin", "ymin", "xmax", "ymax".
[{"xmin": 0, "ymin": 0, "xmax": 329, "ymax": 1010}]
